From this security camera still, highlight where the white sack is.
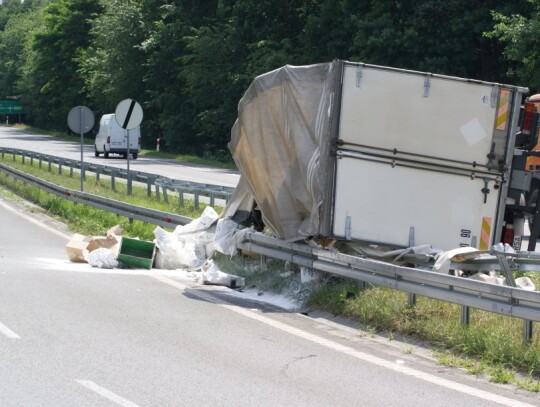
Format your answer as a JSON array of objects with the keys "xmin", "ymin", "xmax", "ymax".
[
  {"xmin": 516, "ymin": 277, "xmax": 536, "ymax": 291},
  {"xmin": 201, "ymin": 260, "xmax": 245, "ymax": 288},
  {"xmin": 215, "ymin": 218, "xmax": 242, "ymax": 256},
  {"xmin": 86, "ymin": 248, "xmax": 118, "ymax": 269},
  {"xmin": 153, "ymin": 226, "xmax": 188, "ymax": 269},
  {"xmin": 469, "ymin": 271, "xmax": 505, "ymax": 285},
  {"xmin": 174, "ymin": 206, "xmax": 219, "ymax": 238}
]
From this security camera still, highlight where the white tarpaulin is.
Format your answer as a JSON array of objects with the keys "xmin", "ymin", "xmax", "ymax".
[{"xmin": 227, "ymin": 62, "xmax": 337, "ymax": 240}]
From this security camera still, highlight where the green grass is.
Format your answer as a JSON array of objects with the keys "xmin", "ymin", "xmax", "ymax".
[
  {"xmin": 1, "ymin": 150, "xmax": 540, "ymax": 391},
  {"xmin": 305, "ymin": 280, "xmax": 540, "ymax": 385},
  {"xmin": 0, "ymin": 153, "xmax": 211, "ymax": 238}
]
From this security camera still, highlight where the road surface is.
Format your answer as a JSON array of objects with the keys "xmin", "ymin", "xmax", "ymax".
[
  {"xmin": 0, "ymin": 126, "xmax": 240, "ymax": 188},
  {"xmin": 0, "ymin": 194, "xmax": 538, "ymax": 406}
]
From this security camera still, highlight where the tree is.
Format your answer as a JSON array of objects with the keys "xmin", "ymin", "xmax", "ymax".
[
  {"xmin": 19, "ymin": 0, "xmax": 103, "ymax": 129},
  {"xmin": 489, "ymin": 0, "xmax": 540, "ymax": 91},
  {"xmin": 0, "ymin": 5, "xmax": 42, "ymax": 100},
  {"xmin": 79, "ymin": 0, "xmax": 147, "ymax": 116}
]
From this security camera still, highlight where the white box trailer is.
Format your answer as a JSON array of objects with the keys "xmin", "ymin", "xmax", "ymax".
[{"xmin": 226, "ymin": 60, "xmax": 532, "ymax": 251}]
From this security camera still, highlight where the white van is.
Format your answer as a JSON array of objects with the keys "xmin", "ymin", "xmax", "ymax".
[{"xmin": 94, "ymin": 114, "xmax": 141, "ymax": 159}]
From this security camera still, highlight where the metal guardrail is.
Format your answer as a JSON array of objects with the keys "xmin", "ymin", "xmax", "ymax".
[
  {"xmin": 238, "ymin": 231, "xmax": 540, "ymax": 341},
  {"xmin": 0, "ymin": 147, "xmax": 235, "ymax": 207},
  {"xmin": 1, "ymin": 147, "xmax": 540, "ymax": 341},
  {"xmin": 0, "ymin": 162, "xmax": 191, "ymax": 228}
]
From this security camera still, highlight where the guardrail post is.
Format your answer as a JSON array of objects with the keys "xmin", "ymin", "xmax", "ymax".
[
  {"xmin": 179, "ymin": 190, "xmax": 184, "ymax": 206},
  {"xmin": 48, "ymin": 158, "xmax": 52, "ymax": 172},
  {"xmin": 111, "ymin": 170, "xmax": 117, "ymax": 191},
  {"xmin": 22, "ymin": 154, "xmax": 25, "ymax": 165},
  {"xmin": 147, "ymin": 177, "xmax": 153, "ymax": 198},
  {"xmin": 162, "ymin": 187, "xmax": 169, "ymax": 204},
  {"xmin": 58, "ymin": 160, "xmax": 62, "ymax": 175},
  {"xmin": 408, "ymin": 293, "xmax": 417, "ymax": 306},
  {"xmin": 30, "ymin": 155, "xmax": 33, "ymax": 166},
  {"xmin": 155, "ymin": 185, "xmax": 160, "ymax": 201},
  {"xmin": 523, "ymin": 320, "xmax": 533, "ymax": 343},
  {"xmin": 70, "ymin": 162, "xmax": 74, "ymax": 177},
  {"xmin": 39, "ymin": 156, "xmax": 42, "ymax": 168},
  {"xmin": 195, "ymin": 192, "xmax": 200, "ymax": 209},
  {"xmin": 127, "ymin": 173, "xmax": 132, "ymax": 195},
  {"xmin": 461, "ymin": 306, "xmax": 471, "ymax": 326},
  {"xmin": 12, "ymin": 151, "xmax": 15, "ymax": 161},
  {"xmin": 210, "ymin": 193, "xmax": 215, "ymax": 207},
  {"xmin": 358, "ymin": 281, "xmax": 367, "ymax": 291}
]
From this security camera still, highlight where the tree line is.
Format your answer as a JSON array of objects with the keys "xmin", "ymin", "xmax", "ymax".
[{"xmin": 0, "ymin": 0, "xmax": 538, "ymax": 159}]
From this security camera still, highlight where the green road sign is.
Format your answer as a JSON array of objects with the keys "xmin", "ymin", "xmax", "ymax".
[{"xmin": 0, "ymin": 101, "xmax": 23, "ymax": 115}]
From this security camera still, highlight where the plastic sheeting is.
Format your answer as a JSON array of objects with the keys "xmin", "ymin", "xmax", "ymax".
[{"xmin": 227, "ymin": 61, "xmax": 337, "ymax": 240}]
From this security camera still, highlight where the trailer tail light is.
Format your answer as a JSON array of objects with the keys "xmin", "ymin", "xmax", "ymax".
[
  {"xmin": 521, "ymin": 102, "xmax": 535, "ymax": 135},
  {"xmin": 107, "ymin": 136, "xmax": 110, "ymax": 143}
]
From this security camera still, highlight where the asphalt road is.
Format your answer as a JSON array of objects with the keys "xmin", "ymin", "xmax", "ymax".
[
  {"xmin": 0, "ymin": 126, "xmax": 539, "ymax": 406},
  {"xmin": 1, "ymin": 193, "xmax": 539, "ymax": 406},
  {"xmin": 0, "ymin": 126, "xmax": 240, "ymax": 188}
]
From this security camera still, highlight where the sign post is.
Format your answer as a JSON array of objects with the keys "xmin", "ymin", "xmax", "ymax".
[
  {"xmin": 115, "ymin": 99, "xmax": 143, "ymax": 195},
  {"xmin": 67, "ymin": 106, "xmax": 95, "ymax": 192}
]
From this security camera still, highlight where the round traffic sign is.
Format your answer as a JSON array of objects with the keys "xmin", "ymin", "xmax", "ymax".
[
  {"xmin": 67, "ymin": 106, "xmax": 95, "ymax": 134},
  {"xmin": 115, "ymin": 98, "xmax": 143, "ymax": 130}
]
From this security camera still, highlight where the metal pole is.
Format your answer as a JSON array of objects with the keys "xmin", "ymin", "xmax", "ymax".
[
  {"xmin": 80, "ymin": 107, "xmax": 84, "ymax": 192},
  {"xmin": 127, "ymin": 129, "xmax": 131, "ymax": 195}
]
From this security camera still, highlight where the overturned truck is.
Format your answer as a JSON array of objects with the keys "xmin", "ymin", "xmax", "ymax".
[{"xmin": 224, "ymin": 60, "xmax": 540, "ymax": 254}]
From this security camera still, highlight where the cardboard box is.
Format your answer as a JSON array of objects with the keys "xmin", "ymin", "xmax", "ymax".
[{"xmin": 65, "ymin": 234, "xmax": 91, "ymax": 263}]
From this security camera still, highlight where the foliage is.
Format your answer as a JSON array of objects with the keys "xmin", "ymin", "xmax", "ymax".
[
  {"xmin": 18, "ymin": 0, "xmax": 103, "ymax": 129},
  {"xmin": 488, "ymin": 0, "xmax": 540, "ymax": 92},
  {"xmin": 0, "ymin": 0, "xmax": 538, "ymax": 156}
]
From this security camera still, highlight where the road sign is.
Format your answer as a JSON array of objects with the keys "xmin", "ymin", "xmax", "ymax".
[
  {"xmin": 67, "ymin": 106, "xmax": 95, "ymax": 134},
  {"xmin": 0, "ymin": 101, "xmax": 23, "ymax": 115},
  {"xmin": 115, "ymin": 99, "xmax": 143, "ymax": 130}
]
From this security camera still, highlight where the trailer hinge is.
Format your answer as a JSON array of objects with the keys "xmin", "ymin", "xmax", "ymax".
[
  {"xmin": 491, "ymin": 85, "xmax": 499, "ymax": 108},
  {"xmin": 481, "ymin": 179, "xmax": 490, "ymax": 203},
  {"xmin": 345, "ymin": 215, "xmax": 352, "ymax": 240},
  {"xmin": 486, "ymin": 142, "xmax": 496, "ymax": 168},
  {"xmin": 356, "ymin": 65, "xmax": 364, "ymax": 88},
  {"xmin": 424, "ymin": 75, "xmax": 431, "ymax": 97}
]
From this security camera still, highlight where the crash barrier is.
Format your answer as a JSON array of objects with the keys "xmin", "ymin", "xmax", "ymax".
[
  {"xmin": 0, "ymin": 162, "xmax": 192, "ymax": 228},
  {"xmin": 0, "ymin": 147, "xmax": 234, "ymax": 208},
  {"xmin": 2, "ymin": 148, "xmax": 540, "ymax": 342},
  {"xmin": 238, "ymin": 231, "xmax": 540, "ymax": 342}
]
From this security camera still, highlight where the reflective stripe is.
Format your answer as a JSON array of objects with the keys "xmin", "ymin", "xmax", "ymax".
[
  {"xmin": 480, "ymin": 217, "xmax": 492, "ymax": 250},
  {"xmin": 496, "ymin": 90, "xmax": 510, "ymax": 131}
]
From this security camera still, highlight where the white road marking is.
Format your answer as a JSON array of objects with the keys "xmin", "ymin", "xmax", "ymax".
[
  {"xmin": 0, "ymin": 321, "xmax": 20, "ymax": 339},
  {"xmin": 76, "ymin": 380, "xmax": 140, "ymax": 407},
  {"xmin": 0, "ymin": 200, "xmax": 70, "ymax": 240},
  {"xmin": 154, "ymin": 276, "xmax": 536, "ymax": 407}
]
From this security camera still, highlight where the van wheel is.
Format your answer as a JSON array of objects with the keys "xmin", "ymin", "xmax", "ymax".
[
  {"xmin": 132, "ymin": 152, "xmax": 138, "ymax": 160},
  {"xmin": 94, "ymin": 146, "xmax": 99, "ymax": 157},
  {"xmin": 104, "ymin": 147, "xmax": 109, "ymax": 158}
]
